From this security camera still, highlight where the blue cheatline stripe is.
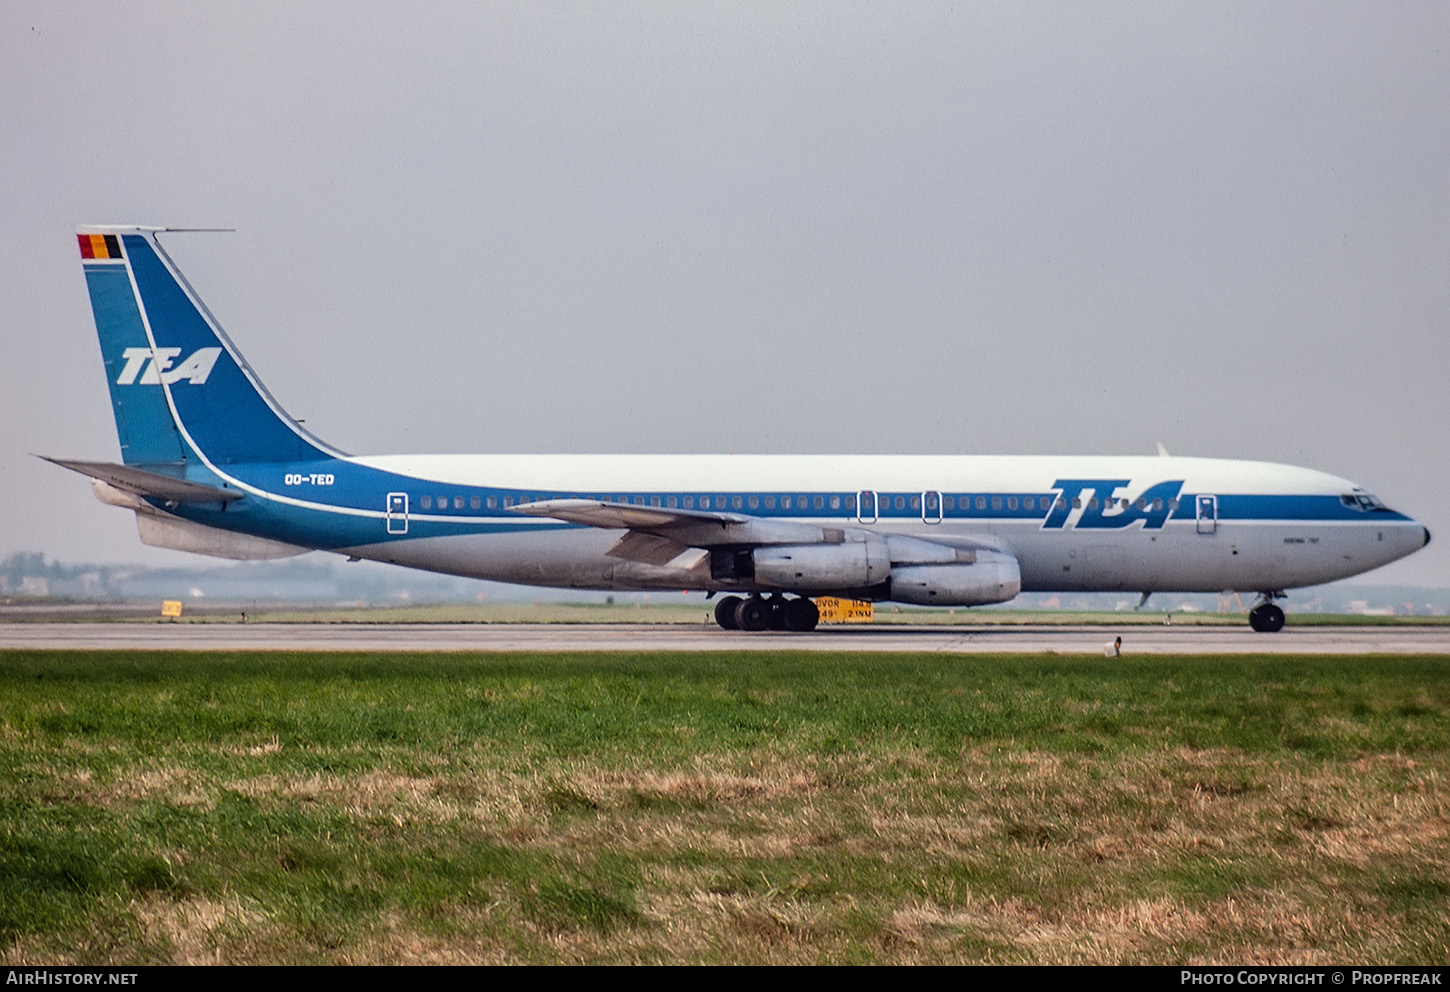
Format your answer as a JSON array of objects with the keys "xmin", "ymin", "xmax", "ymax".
[
  {"xmin": 157, "ymin": 457, "xmax": 1412, "ymax": 552},
  {"xmin": 229, "ymin": 465, "xmax": 1409, "ymax": 525}
]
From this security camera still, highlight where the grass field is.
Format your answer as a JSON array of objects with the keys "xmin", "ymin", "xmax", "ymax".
[{"xmin": 0, "ymin": 650, "xmax": 1446, "ymax": 964}]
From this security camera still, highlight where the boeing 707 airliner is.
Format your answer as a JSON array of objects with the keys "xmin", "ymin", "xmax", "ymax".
[{"xmin": 51, "ymin": 226, "xmax": 1430, "ymax": 632}]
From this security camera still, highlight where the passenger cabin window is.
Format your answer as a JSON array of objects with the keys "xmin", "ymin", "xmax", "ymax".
[{"xmin": 420, "ymin": 495, "xmax": 432, "ymax": 509}]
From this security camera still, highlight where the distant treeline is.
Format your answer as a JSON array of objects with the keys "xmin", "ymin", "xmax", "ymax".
[{"xmin": 0, "ymin": 552, "xmax": 115, "ymax": 584}]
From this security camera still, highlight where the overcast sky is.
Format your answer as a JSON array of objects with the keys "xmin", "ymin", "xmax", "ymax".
[{"xmin": 3, "ymin": 2, "xmax": 1446, "ymax": 587}]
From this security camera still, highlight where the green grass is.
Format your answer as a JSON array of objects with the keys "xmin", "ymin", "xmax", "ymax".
[{"xmin": 0, "ymin": 650, "xmax": 1446, "ymax": 964}]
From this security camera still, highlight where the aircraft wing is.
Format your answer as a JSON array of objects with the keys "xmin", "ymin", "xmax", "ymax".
[
  {"xmin": 510, "ymin": 497, "xmax": 854, "ymax": 560},
  {"xmin": 511, "ymin": 498, "xmax": 1019, "ymax": 600},
  {"xmin": 510, "ymin": 498, "xmax": 749, "ymax": 531},
  {"xmin": 40, "ymin": 457, "xmax": 244, "ymax": 503}
]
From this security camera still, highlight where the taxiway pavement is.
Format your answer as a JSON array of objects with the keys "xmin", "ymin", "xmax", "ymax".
[{"xmin": 2, "ymin": 622, "xmax": 1447, "ymax": 654}]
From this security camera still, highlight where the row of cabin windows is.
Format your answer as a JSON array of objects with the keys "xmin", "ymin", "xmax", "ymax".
[
  {"xmin": 414, "ymin": 493, "xmax": 843, "ymax": 512},
  {"xmin": 412, "ymin": 493, "xmax": 1184, "ymax": 514},
  {"xmin": 866, "ymin": 495, "xmax": 1179, "ymax": 512}
]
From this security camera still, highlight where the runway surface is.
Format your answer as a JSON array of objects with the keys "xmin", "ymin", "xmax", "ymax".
[{"xmin": 3, "ymin": 622, "xmax": 1448, "ymax": 654}]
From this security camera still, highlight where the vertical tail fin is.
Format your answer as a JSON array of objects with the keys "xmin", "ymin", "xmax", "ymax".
[{"xmin": 76, "ymin": 226, "xmax": 341, "ymax": 467}]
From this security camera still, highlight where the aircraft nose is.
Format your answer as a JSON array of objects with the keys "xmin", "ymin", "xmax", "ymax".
[{"xmin": 1424, "ymin": 527, "xmax": 1432, "ymax": 548}]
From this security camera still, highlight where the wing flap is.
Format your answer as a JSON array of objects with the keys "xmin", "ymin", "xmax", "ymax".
[{"xmin": 606, "ymin": 531, "xmax": 694, "ymax": 566}]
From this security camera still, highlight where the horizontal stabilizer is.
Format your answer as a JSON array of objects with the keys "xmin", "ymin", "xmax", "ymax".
[{"xmin": 40, "ymin": 457, "xmax": 243, "ymax": 503}]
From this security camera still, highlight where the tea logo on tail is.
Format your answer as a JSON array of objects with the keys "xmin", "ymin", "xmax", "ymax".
[{"xmin": 115, "ymin": 347, "xmax": 222, "ymax": 386}]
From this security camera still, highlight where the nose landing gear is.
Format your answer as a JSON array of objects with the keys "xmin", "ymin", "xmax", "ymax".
[{"xmin": 1248, "ymin": 592, "xmax": 1287, "ymax": 633}]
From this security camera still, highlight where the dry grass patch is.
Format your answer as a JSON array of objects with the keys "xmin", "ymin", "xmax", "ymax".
[
  {"xmin": 586, "ymin": 767, "xmax": 825, "ymax": 804},
  {"xmin": 130, "ymin": 894, "xmax": 272, "ymax": 965}
]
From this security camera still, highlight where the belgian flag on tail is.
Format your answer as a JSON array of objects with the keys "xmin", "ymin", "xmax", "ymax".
[{"xmin": 78, "ymin": 233, "xmax": 122, "ymax": 260}]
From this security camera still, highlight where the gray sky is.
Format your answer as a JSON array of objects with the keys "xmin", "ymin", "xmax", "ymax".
[{"xmin": 3, "ymin": 2, "xmax": 1446, "ymax": 586}]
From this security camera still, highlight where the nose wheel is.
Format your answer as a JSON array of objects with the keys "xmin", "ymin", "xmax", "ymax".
[{"xmin": 1248, "ymin": 599, "xmax": 1286, "ymax": 633}]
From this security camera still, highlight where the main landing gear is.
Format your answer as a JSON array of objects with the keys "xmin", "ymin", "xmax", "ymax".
[
  {"xmin": 1248, "ymin": 592, "xmax": 1287, "ymax": 633},
  {"xmin": 714, "ymin": 594, "xmax": 820, "ymax": 632}
]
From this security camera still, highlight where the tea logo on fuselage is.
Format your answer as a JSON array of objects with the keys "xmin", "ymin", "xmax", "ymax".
[{"xmin": 1042, "ymin": 479, "xmax": 1186, "ymax": 530}]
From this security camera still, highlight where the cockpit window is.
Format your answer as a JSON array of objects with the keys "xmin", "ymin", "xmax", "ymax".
[{"xmin": 1341, "ymin": 493, "xmax": 1388, "ymax": 511}]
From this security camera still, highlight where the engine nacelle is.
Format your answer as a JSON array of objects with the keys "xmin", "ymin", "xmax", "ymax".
[
  {"xmin": 752, "ymin": 539, "xmax": 890, "ymax": 591},
  {"xmin": 888, "ymin": 555, "xmax": 1021, "ymax": 606}
]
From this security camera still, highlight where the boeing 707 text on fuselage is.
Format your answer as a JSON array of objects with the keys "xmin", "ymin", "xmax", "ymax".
[{"xmin": 52, "ymin": 227, "xmax": 1430, "ymax": 632}]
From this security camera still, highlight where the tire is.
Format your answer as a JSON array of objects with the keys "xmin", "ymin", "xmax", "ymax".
[
  {"xmin": 735, "ymin": 597, "xmax": 772, "ymax": 632},
  {"xmin": 782, "ymin": 598, "xmax": 819, "ymax": 632},
  {"xmin": 715, "ymin": 595, "xmax": 743, "ymax": 630},
  {"xmin": 1248, "ymin": 603, "xmax": 1285, "ymax": 633}
]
